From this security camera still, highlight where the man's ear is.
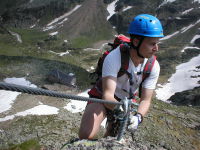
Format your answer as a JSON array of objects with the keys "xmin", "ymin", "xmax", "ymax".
[{"xmin": 132, "ymin": 38, "xmax": 140, "ymax": 47}]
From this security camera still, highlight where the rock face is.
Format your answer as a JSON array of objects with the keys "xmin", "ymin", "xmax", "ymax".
[
  {"xmin": 0, "ymin": 0, "xmax": 85, "ymax": 28},
  {"xmin": 0, "ymin": 97, "xmax": 199, "ymax": 150},
  {"xmin": 169, "ymin": 86, "xmax": 200, "ymax": 106},
  {"xmin": 195, "ymin": 38, "xmax": 200, "ymax": 47}
]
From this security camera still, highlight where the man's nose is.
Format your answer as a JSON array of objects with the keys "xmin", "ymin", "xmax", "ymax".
[{"xmin": 153, "ymin": 44, "xmax": 159, "ymax": 51}]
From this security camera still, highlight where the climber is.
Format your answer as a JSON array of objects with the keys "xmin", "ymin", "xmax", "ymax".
[{"xmin": 79, "ymin": 14, "xmax": 164, "ymax": 139}]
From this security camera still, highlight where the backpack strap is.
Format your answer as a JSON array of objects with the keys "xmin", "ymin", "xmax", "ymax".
[
  {"xmin": 88, "ymin": 44, "xmax": 130, "ymax": 99},
  {"xmin": 95, "ymin": 50, "xmax": 110, "ymax": 78},
  {"xmin": 139, "ymin": 55, "xmax": 157, "ymax": 97},
  {"xmin": 117, "ymin": 44, "xmax": 130, "ymax": 77},
  {"xmin": 142, "ymin": 55, "xmax": 157, "ymax": 81}
]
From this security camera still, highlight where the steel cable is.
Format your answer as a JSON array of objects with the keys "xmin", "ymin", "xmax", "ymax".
[{"xmin": 0, "ymin": 82, "xmax": 123, "ymax": 105}]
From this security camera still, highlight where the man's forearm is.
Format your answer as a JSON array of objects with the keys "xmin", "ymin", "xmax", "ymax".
[{"xmin": 137, "ymin": 99, "xmax": 151, "ymax": 116}]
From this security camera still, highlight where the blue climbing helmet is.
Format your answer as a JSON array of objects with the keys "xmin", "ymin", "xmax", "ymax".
[{"xmin": 128, "ymin": 14, "xmax": 164, "ymax": 37}]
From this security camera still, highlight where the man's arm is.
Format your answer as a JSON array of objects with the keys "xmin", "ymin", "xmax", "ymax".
[
  {"xmin": 102, "ymin": 76, "xmax": 118, "ymax": 110},
  {"xmin": 139, "ymin": 59, "xmax": 160, "ymax": 117},
  {"xmin": 137, "ymin": 88, "xmax": 154, "ymax": 116}
]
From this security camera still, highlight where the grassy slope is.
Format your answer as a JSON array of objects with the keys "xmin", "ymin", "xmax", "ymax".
[
  {"xmin": 136, "ymin": 99, "xmax": 200, "ymax": 150},
  {"xmin": 0, "ymin": 1, "xmax": 200, "ymax": 149},
  {"xmin": 0, "ymin": 28, "xmax": 93, "ymax": 90},
  {"xmin": 58, "ymin": 0, "xmax": 114, "ymax": 48}
]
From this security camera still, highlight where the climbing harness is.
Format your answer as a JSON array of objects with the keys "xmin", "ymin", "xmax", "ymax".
[{"xmin": 0, "ymin": 82, "xmax": 138, "ymax": 141}]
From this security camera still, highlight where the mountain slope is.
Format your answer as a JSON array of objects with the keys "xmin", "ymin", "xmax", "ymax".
[
  {"xmin": 0, "ymin": 0, "xmax": 200, "ymax": 149},
  {"xmin": 57, "ymin": 0, "xmax": 114, "ymax": 47},
  {"xmin": 0, "ymin": 0, "xmax": 85, "ymax": 28},
  {"xmin": 0, "ymin": 0, "xmax": 114, "ymax": 48},
  {"xmin": 1, "ymin": 0, "xmax": 200, "ymax": 48}
]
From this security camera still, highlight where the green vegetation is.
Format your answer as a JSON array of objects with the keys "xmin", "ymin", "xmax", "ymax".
[
  {"xmin": 0, "ymin": 55, "xmax": 91, "ymax": 89},
  {"xmin": 0, "ymin": 1, "xmax": 200, "ymax": 149},
  {"xmin": 10, "ymin": 28, "xmax": 49, "ymax": 45},
  {"xmin": 67, "ymin": 23, "xmax": 113, "ymax": 48},
  {"xmin": 71, "ymin": 36, "xmax": 92, "ymax": 48},
  {"xmin": 135, "ymin": 99, "xmax": 200, "ymax": 150},
  {"xmin": 0, "ymin": 28, "xmax": 96, "ymax": 90},
  {"xmin": 8, "ymin": 139, "xmax": 41, "ymax": 150}
]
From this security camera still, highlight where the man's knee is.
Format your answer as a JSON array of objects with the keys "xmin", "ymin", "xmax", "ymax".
[
  {"xmin": 79, "ymin": 103, "xmax": 106, "ymax": 139},
  {"xmin": 78, "ymin": 129, "xmax": 94, "ymax": 140}
]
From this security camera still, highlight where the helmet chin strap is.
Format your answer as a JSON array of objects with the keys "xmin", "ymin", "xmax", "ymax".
[{"xmin": 130, "ymin": 37, "xmax": 144, "ymax": 58}]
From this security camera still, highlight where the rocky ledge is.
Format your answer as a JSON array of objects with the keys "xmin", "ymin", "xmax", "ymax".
[{"xmin": 0, "ymin": 82, "xmax": 199, "ymax": 150}]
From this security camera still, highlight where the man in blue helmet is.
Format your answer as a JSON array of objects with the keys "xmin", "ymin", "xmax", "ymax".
[{"xmin": 79, "ymin": 14, "xmax": 164, "ymax": 139}]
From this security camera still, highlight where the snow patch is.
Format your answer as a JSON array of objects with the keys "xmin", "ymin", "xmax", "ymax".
[
  {"xmin": 9, "ymin": 31, "xmax": 22, "ymax": 43},
  {"xmin": 47, "ymin": 5, "xmax": 81, "ymax": 26},
  {"xmin": 182, "ymin": 8, "xmax": 194, "ymax": 15},
  {"xmin": 0, "ymin": 78, "xmax": 37, "ymax": 113},
  {"xmin": 194, "ymin": 0, "xmax": 200, "ymax": 3},
  {"xmin": 0, "ymin": 90, "xmax": 20, "ymax": 113},
  {"xmin": 0, "ymin": 105, "xmax": 59, "ymax": 122},
  {"xmin": 181, "ymin": 46, "xmax": 200, "ymax": 53},
  {"xmin": 64, "ymin": 90, "xmax": 88, "ymax": 113},
  {"xmin": 49, "ymin": 50, "xmax": 70, "ymax": 56},
  {"xmin": 122, "ymin": 6, "xmax": 132, "ymax": 12},
  {"xmin": 43, "ymin": 5, "xmax": 81, "ymax": 31},
  {"xmin": 181, "ymin": 19, "xmax": 200, "ymax": 33},
  {"xmin": 4, "ymin": 77, "xmax": 37, "ymax": 88},
  {"xmin": 155, "ymin": 54, "xmax": 200, "ymax": 101},
  {"xmin": 190, "ymin": 35, "xmax": 200, "ymax": 44},
  {"xmin": 64, "ymin": 90, "xmax": 107, "ymax": 127},
  {"xmin": 107, "ymin": 0, "xmax": 119, "ymax": 20},
  {"xmin": 83, "ymin": 48, "xmax": 100, "ymax": 51},
  {"xmin": 161, "ymin": 19, "xmax": 200, "ymax": 41},
  {"xmin": 30, "ymin": 24, "xmax": 36, "ymax": 28},
  {"xmin": 161, "ymin": 31, "xmax": 179, "ymax": 41},
  {"xmin": 49, "ymin": 31, "xmax": 58, "ymax": 36},
  {"xmin": 87, "ymin": 66, "xmax": 95, "ymax": 72},
  {"xmin": 159, "ymin": 0, "xmax": 176, "ymax": 8}
]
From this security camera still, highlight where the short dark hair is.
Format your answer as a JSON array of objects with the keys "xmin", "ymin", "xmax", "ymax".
[{"xmin": 129, "ymin": 34, "xmax": 144, "ymax": 40}]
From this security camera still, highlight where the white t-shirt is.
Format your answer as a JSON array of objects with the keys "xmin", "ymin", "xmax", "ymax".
[{"xmin": 102, "ymin": 46, "xmax": 160, "ymax": 100}]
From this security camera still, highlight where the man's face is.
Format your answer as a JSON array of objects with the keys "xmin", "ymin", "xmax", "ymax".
[{"xmin": 139, "ymin": 37, "xmax": 160, "ymax": 58}]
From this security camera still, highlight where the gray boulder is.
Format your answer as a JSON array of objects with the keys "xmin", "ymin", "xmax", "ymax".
[{"xmin": 47, "ymin": 69, "xmax": 76, "ymax": 87}]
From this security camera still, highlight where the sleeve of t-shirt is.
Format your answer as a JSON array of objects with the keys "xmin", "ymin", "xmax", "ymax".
[
  {"xmin": 102, "ymin": 47, "xmax": 121, "ymax": 78},
  {"xmin": 142, "ymin": 60, "xmax": 160, "ymax": 89}
]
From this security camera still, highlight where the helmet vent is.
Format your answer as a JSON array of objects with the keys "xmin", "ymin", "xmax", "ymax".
[{"xmin": 127, "ymin": 14, "xmax": 164, "ymax": 37}]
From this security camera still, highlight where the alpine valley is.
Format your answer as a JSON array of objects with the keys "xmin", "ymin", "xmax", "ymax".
[{"xmin": 0, "ymin": 0, "xmax": 200, "ymax": 149}]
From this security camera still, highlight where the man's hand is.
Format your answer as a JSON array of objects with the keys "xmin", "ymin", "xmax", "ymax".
[{"xmin": 127, "ymin": 113, "xmax": 143, "ymax": 132}]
